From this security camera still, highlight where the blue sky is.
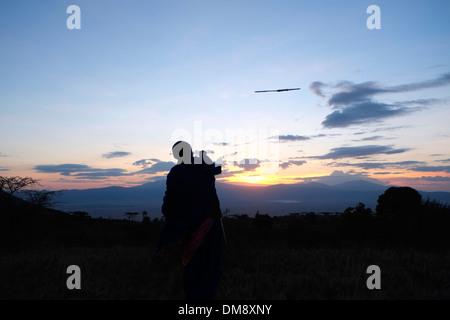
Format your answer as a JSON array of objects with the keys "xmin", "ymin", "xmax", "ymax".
[{"xmin": 1, "ymin": 0, "xmax": 449, "ymax": 191}]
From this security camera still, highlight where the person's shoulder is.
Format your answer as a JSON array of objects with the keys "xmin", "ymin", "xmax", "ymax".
[
  {"xmin": 168, "ymin": 163, "xmax": 180, "ymax": 173},
  {"xmin": 169, "ymin": 163, "xmax": 192, "ymax": 175}
]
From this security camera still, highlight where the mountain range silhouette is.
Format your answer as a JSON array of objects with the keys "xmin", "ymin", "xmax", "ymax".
[{"xmin": 51, "ymin": 180, "xmax": 450, "ymax": 219}]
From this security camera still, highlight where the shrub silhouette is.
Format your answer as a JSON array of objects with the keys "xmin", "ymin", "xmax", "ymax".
[
  {"xmin": 141, "ymin": 211, "xmax": 151, "ymax": 223},
  {"xmin": 253, "ymin": 211, "xmax": 273, "ymax": 228},
  {"xmin": 125, "ymin": 212, "xmax": 139, "ymax": 221},
  {"xmin": 376, "ymin": 187, "xmax": 422, "ymax": 220},
  {"xmin": 341, "ymin": 202, "xmax": 373, "ymax": 238},
  {"xmin": 422, "ymin": 198, "xmax": 450, "ymax": 217},
  {"xmin": 342, "ymin": 202, "xmax": 372, "ymax": 220}
]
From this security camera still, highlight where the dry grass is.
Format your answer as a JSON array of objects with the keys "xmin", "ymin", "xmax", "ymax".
[
  {"xmin": 1, "ymin": 209, "xmax": 450, "ymax": 300},
  {"xmin": 1, "ymin": 244, "xmax": 449, "ymax": 299}
]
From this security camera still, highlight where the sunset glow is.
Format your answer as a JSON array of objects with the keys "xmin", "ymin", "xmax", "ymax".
[{"xmin": 1, "ymin": 1, "xmax": 449, "ymax": 192}]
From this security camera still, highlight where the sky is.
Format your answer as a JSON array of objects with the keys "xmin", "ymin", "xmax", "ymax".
[{"xmin": 1, "ymin": 0, "xmax": 450, "ymax": 192}]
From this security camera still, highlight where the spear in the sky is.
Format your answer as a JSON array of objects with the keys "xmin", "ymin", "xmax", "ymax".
[{"xmin": 255, "ymin": 88, "xmax": 301, "ymax": 93}]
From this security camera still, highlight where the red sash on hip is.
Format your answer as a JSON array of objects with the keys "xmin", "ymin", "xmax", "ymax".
[{"xmin": 179, "ymin": 217, "xmax": 213, "ymax": 266}]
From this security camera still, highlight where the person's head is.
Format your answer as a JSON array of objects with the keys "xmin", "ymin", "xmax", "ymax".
[
  {"xmin": 172, "ymin": 141, "xmax": 193, "ymax": 164},
  {"xmin": 198, "ymin": 150, "xmax": 222, "ymax": 175},
  {"xmin": 199, "ymin": 150, "xmax": 213, "ymax": 165}
]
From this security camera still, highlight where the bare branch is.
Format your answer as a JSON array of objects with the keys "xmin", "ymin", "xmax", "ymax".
[
  {"xmin": 23, "ymin": 190, "xmax": 62, "ymax": 208},
  {"xmin": 0, "ymin": 176, "xmax": 40, "ymax": 196}
]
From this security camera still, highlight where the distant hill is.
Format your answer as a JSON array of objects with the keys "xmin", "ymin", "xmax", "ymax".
[
  {"xmin": 332, "ymin": 180, "xmax": 387, "ymax": 191},
  {"xmin": 53, "ymin": 180, "xmax": 167, "ymax": 218},
  {"xmin": 53, "ymin": 179, "xmax": 450, "ymax": 219}
]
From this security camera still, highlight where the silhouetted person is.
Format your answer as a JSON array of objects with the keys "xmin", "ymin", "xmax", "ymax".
[{"xmin": 156, "ymin": 141, "xmax": 223, "ymax": 300}]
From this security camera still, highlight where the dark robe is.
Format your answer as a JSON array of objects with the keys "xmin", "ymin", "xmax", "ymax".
[{"xmin": 156, "ymin": 160, "xmax": 223, "ymax": 300}]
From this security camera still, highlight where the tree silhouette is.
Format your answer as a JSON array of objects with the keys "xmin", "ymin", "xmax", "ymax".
[
  {"xmin": 341, "ymin": 202, "xmax": 373, "ymax": 237},
  {"xmin": 142, "ymin": 211, "xmax": 150, "ymax": 223},
  {"xmin": 376, "ymin": 186, "xmax": 422, "ymax": 219},
  {"xmin": 222, "ymin": 208, "xmax": 231, "ymax": 217},
  {"xmin": 343, "ymin": 202, "xmax": 373, "ymax": 219},
  {"xmin": 24, "ymin": 190, "xmax": 61, "ymax": 209},
  {"xmin": 0, "ymin": 176, "xmax": 39, "ymax": 196},
  {"xmin": 125, "ymin": 212, "xmax": 139, "ymax": 221}
]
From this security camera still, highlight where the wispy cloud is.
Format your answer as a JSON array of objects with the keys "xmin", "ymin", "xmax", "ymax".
[
  {"xmin": 274, "ymin": 133, "xmax": 332, "ymax": 143},
  {"xmin": 356, "ymin": 135, "xmax": 385, "ymax": 141},
  {"xmin": 280, "ymin": 160, "xmax": 307, "ymax": 169},
  {"xmin": 34, "ymin": 164, "xmax": 131, "ymax": 179},
  {"xmin": 322, "ymin": 101, "xmax": 416, "ymax": 128},
  {"xmin": 70, "ymin": 169, "xmax": 130, "ymax": 179},
  {"xmin": 311, "ymin": 73, "xmax": 450, "ymax": 128},
  {"xmin": 311, "ymin": 133, "xmax": 332, "ymax": 138},
  {"xmin": 298, "ymin": 170, "xmax": 385, "ymax": 186},
  {"xmin": 412, "ymin": 166, "xmax": 450, "ymax": 173},
  {"xmin": 102, "ymin": 151, "xmax": 131, "ymax": 159},
  {"xmin": 326, "ymin": 74, "xmax": 450, "ymax": 105},
  {"xmin": 34, "ymin": 160, "xmax": 175, "ymax": 180},
  {"xmin": 371, "ymin": 125, "xmax": 410, "ymax": 133},
  {"xmin": 387, "ymin": 73, "xmax": 450, "ymax": 92},
  {"xmin": 308, "ymin": 145, "xmax": 411, "ymax": 160},
  {"xmin": 332, "ymin": 160, "xmax": 424, "ymax": 170},
  {"xmin": 427, "ymin": 64, "xmax": 446, "ymax": 69},
  {"xmin": 134, "ymin": 161, "xmax": 175, "ymax": 174},
  {"xmin": 35, "ymin": 164, "xmax": 94, "ymax": 175},
  {"xmin": 399, "ymin": 99, "xmax": 442, "ymax": 106},
  {"xmin": 132, "ymin": 158, "xmax": 162, "ymax": 168},
  {"xmin": 417, "ymin": 176, "xmax": 450, "ymax": 181},
  {"xmin": 278, "ymin": 135, "xmax": 310, "ymax": 142},
  {"xmin": 0, "ymin": 152, "xmax": 8, "ymax": 170},
  {"xmin": 132, "ymin": 158, "xmax": 175, "ymax": 173},
  {"xmin": 327, "ymin": 81, "xmax": 383, "ymax": 105},
  {"xmin": 309, "ymin": 81, "xmax": 326, "ymax": 98}
]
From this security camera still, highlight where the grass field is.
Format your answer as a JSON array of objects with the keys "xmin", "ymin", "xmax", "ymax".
[{"xmin": 1, "ymin": 216, "xmax": 450, "ymax": 300}]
